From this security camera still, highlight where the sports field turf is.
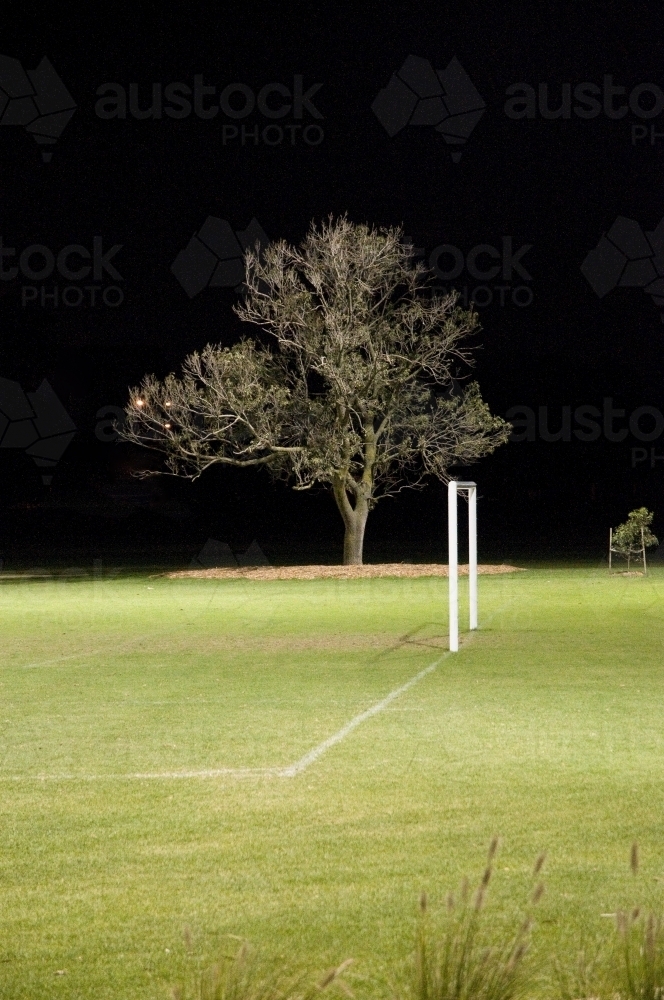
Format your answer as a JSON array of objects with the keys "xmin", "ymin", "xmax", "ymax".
[{"xmin": 1, "ymin": 565, "xmax": 664, "ymax": 998}]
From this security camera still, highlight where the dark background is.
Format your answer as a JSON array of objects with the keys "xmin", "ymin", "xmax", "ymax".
[{"xmin": 1, "ymin": 3, "xmax": 662, "ymax": 567}]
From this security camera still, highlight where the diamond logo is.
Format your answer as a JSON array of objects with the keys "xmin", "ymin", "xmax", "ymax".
[
  {"xmin": 171, "ymin": 217, "xmax": 269, "ymax": 299},
  {"xmin": 0, "ymin": 55, "xmax": 76, "ymax": 162},
  {"xmin": 371, "ymin": 54, "xmax": 486, "ymax": 161}
]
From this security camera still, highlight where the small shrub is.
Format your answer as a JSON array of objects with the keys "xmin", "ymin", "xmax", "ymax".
[{"xmin": 610, "ymin": 508, "xmax": 658, "ymax": 573}]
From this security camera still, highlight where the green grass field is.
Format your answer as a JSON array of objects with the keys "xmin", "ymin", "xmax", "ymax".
[{"xmin": 1, "ymin": 565, "xmax": 664, "ymax": 999}]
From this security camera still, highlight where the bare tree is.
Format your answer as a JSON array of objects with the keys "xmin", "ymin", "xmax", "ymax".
[{"xmin": 119, "ymin": 216, "xmax": 510, "ymax": 564}]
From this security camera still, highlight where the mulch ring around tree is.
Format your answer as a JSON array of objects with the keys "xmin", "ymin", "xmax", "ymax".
[{"xmin": 166, "ymin": 563, "xmax": 525, "ymax": 581}]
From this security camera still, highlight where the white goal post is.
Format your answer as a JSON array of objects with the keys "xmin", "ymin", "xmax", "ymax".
[{"xmin": 448, "ymin": 480, "xmax": 478, "ymax": 652}]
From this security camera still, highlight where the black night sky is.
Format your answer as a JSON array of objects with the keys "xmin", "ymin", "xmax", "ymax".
[{"xmin": 1, "ymin": 3, "xmax": 662, "ymax": 567}]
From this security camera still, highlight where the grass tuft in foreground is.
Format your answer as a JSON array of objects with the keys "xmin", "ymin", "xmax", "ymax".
[
  {"xmin": 170, "ymin": 932, "xmax": 354, "ymax": 1000},
  {"xmin": 556, "ymin": 844, "xmax": 664, "ymax": 1000},
  {"xmin": 400, "ymin": 839, "xmax": 544, "ymax": 1000},
  {"xmin": 170, "ymin": 842, "xmax": 664, "ymax": 1000}
]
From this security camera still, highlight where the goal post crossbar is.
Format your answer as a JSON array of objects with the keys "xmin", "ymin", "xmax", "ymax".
[{"xmin": 448, "ymin": 480, "xmax": 477, "ymax": 652}]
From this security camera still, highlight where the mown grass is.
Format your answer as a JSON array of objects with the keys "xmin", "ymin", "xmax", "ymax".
[{"xmin": 1, "ymin": 565, "xmax": 663, "ymax": 999}]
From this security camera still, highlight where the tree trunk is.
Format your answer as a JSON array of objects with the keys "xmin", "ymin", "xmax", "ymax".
[
  {"xmin": 342, "ymin": 503, "xmax": 369, "ymax": 565},
  {"xmin": 332, "ymin": 476, "xmax": 370, "ymax": 565}
]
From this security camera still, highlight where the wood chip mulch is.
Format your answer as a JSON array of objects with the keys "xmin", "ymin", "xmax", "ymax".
[{"xmin": 167, "ymin": 563, "xmax": 525, "ymax": 581}]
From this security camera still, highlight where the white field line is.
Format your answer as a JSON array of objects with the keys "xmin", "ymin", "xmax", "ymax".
[
  {"xmin": 3, "ymin": 595, "xmax": 513, "ymax": 783},
  {"xmin": 2, "ymin": 767, "xmax": 282, "ymax": 781},
  {"xmin": 277, "ymin": 657, "xmax": 445, "ymax": 777},
  {"xmin": 0, "ymin": 659, "xmax": 445, "ymax": 783}
]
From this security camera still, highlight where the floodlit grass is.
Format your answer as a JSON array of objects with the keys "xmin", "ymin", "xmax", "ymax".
[{"xmin": 1, "ymin": 566, "xmax": 664, "ymax": 999}]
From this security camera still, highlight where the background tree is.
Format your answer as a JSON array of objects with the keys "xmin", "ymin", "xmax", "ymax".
[
  {"xmin": 119, "ymin": 216, "xmax": 510, "ymax": 564},
  {"xmin": 610, "ymin": 507, "xmax": 658, "ymax": 573}
]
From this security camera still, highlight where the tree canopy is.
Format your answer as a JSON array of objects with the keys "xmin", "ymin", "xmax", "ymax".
[{"xmin": 120, "ymin": 216, "xmax": 510, "ymax": 563}]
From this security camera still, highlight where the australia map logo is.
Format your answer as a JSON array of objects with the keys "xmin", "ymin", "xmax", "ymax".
[
  {"xmin": 0, "ymin": 55, "xmax": 76, "ymax": 162},
  {"xmin": 581, "ymin": 216, "xmax": 664, "ymax": 321},
  {"xmin": 371, "ymin": 54, "xmax": 486, "ymax": 161},
  {"xmin": 0, "ymin": 377, "xmax": 76, "ymax": 483},
  {"xmin": 171, "ymin": 216, "xmax": 269, "ymax": 298}
]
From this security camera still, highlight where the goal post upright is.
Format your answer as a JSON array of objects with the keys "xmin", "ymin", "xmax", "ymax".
[
  {"xmin": 468, "ymin": 485, "xmax": 478, "ymax": 630},
  {"xmin": 447, "ymin": 480, "xmax": 478, "ymax": 652},
  {"xmin": 448, "ymin": 481, "xmax": 459, "ymax": 652}
]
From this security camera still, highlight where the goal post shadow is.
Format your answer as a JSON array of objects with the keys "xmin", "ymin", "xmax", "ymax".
[{"xmin": 448, "ymin": 480, "xmax": 477, "ymax": 652}]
